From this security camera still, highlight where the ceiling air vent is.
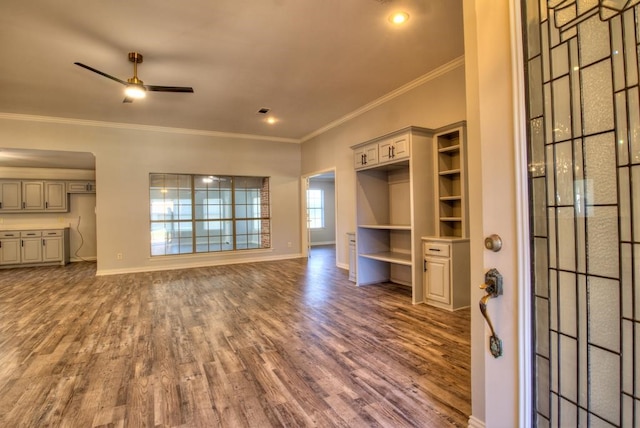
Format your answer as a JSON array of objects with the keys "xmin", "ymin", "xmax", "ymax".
[{"xmin": 257, "ymin": 108, "xmax": 270, "ymax": 114}]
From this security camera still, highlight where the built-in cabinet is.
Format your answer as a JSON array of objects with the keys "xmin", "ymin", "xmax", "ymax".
[
  {"xmin": 0, "ymin": 180, "xmax": 68, "ymax": 212},
  {"xmin": 347, "ymin": 232, "xmax": 356, "ymax": 282},
  {"xmin": 0, "ymin": 228, "xmax": 70, "ymax": 267},
  {"xmin": 352, "ymin": 127, "xmax": 434, "ymax": 304},
  {"xmin": 67, "ymin": 181, "xmax": 96, "ymax": 193},
  {"xmin": 0, "ymin": 179, "xmax": 95, "ymax": 213},
  {"xmin": 434, "ymin": 124, "xmax": 467, "ymax": 238},
  {"xmin": 0, "ymin": 181, "xmax": 23, "ymax": 211},
  {"xmin": 422, "ymin": 237, "xmax": 470, "ymax": 310},
  {"xmin": 352, "ymin": 122, "xmax": 469, "ymax": 307}
]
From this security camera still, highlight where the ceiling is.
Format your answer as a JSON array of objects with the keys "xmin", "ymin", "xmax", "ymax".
[{"xmin": 0, "ymin": 0, "xmax": 463, "ymax": 168}]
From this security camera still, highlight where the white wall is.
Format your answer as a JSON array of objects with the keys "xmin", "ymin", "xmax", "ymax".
[
  {"xmin": 308, "ymin": 178, "xmax": 335, "ymax": 245},
  {"xmin": 300, "ymin": 63, "xmax": 467, "ymax": 268},
  {"xmin": 0, "ymin": 118, "xmax": 302, "ymax": 274}
]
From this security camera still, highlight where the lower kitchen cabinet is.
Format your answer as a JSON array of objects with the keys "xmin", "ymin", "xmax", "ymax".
[
  {"xmin": 423, "ymin": 237, "xmax": 470, "ymax": 311},
  {"xmin": 0, "ymin": 228, "xmax": 70, "ymax": 268}
]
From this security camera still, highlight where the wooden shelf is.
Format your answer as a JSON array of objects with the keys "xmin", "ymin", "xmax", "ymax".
[
  {"xmin": 438, "ymin": 144, "xmax": 460, "ymax": 153},
  {"xmin": 358, "ymin": 224, "xmax": 411, "ymax": 230},
  {"xmin": 439, "ymin": 169, "xmax": 461, "ymax": 176},
  {"xmin": 360, "ymin": 251, "xmax": 412, "ymax": 266}
]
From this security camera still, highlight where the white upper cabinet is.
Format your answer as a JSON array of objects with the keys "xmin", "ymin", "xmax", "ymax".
[
  {"xmin": 0, "ymin": 180, "xmax": 69, "ymax": 213},
  {"xmin": 0, "ymin": 181, "xmax": 22, "ymax": 211}
]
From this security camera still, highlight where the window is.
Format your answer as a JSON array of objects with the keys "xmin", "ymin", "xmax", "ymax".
[
  {"xmin": 150, "ymin": 173, "xmax": 270, "ymax": 256},
  {"xmin": 306, "ymin": 188, "xmax": 324, "ymax": 229}
]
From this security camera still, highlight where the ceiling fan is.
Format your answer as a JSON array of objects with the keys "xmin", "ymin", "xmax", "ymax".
[{"xmin": 74, "ymin": 52, "xmax": 194, "ymax": 103}]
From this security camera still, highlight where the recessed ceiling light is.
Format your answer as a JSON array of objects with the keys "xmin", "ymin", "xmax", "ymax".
[
  {"xmin": 266, "ymin": 117, "xmax": 277, "ymax": 125},
  {"xmin": 389, "ymin": 11, "xmax": 409, "ymax": 25}
]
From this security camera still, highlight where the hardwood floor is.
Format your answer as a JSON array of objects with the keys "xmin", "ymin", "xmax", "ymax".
[{"xmin": 0, "ymin": 246, "xmax": 471, "ymax": 427}]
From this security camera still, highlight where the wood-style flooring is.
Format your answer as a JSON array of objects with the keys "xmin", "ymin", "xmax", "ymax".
[{"xmin": 0, "ymin": 246, "xmax": 471, "ymax": 427}]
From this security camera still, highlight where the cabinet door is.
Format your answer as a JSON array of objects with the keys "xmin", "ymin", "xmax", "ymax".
[
  {"xmin": 354, "ymin": 148, "xmax": 366, "ymax": 169},
  {"xmin": 378, "ymin": 140, "xmax": 393, "ymax": 163},
  {"xmin": 425, "ymin": 257, "xmax": 451, "ymax": 305},
  {"xmin": 21, "ymin": 238, "xmax": 42, "ymax": 263},
  {"xmin": 392, "ymin": 135, "xmax": 410, "ymax": 159},
  {"xmin": 379, "ymin": 136, "xmax": 409, "ymax": 163},
  {"xmin": 0, "ymin": 239, "xmax": 20, "ymax": 264},
  {"xmin": 22, "ymin": 182, "xmax": 44, "ymax": 210},
  {"xmin": 354, "ymin": 144, "xmax": 379, "ymax": 169},
  {"xmin": 363, "ymin": 144, "xmax": 378, "ymax": 167},
  {"xmin": 67, "ymin": 181, "xmax": 96, "ymax": 193},
  {"xmin": 42, "ymin": 236, "xmax": 63, "ymax": 262},
  {"xmin": 0, "ymin": 181, "xmax": 22, "ymax": 211},
  {"xmin": 44, "ymin": 182, "xmax": 67, "ymax": 211}
]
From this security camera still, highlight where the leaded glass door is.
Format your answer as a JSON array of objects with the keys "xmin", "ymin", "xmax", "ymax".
[{"xmin": 523, "ymin": 1, "xmax": 640, "ymax": 426}]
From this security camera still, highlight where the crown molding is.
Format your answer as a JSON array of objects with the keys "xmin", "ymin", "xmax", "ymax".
[
  {"xmin": 300, "ymin": 55, "xmax": 465, "ymax": 142},
  {"xmin": 0, "ymin": 113, "xmax": 300, "ymax": 144}
]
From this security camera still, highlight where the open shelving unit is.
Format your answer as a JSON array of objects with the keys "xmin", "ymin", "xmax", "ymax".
[
  {"xmin": 434, "ymin": 124, "xmax": 467, "ymax": 238},
  {"xmin": 352, "ymin": 127, "xmax": 434, "ymax": 304}
]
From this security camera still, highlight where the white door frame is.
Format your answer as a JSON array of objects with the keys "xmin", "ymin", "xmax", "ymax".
[
  {"xmin": 464, "ymin": 0, "xmax": 532, "ymax": 426},
  {"xmin": 509, "ymin": 0, "xmax": 533, "ymax": 426}
]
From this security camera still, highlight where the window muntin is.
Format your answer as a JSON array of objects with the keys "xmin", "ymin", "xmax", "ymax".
[
  {"xmin": 150, "ymin": 173, "xmax": 270, "ymax": 256},
  {"xmin": 306, "ymin": 188, "xmax": 324, "ymax": 229}
]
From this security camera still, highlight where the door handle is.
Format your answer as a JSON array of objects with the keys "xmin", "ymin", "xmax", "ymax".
[{"xmin": 480, "ymin": 268, "xmax": 503, "ymax": 358}]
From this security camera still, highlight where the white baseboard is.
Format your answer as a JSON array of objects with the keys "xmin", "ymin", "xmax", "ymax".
[
  {"xmin": 310, "ymin": 241, "xmax": 336, "ymax": 246},
  {"xmin": 70, "ymin": 256, "xmax": 97, "ymax": 262},
  {"xmin": 468, "ymin": 415, "xmax": 485, "ymax": 428},
  {"xmin": 96, "ymin": 253, "xmax": 304, "ymax": 276}
]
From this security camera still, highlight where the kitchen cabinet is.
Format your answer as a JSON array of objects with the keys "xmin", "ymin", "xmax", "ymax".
[
  {"xmin": 0, "ymin": 181, "xmax": 22, "ymax": 211},
  {"xmin": 0, "ymin": 231, "xmax": 20, "ymax": 265},
  {"xmin": 0, "ymin": 180, "xmax": 68, "ymax": 212},
  {"xmin": 67, "ymin": 181, "xmax": 96, "ymax": 193},
  {"xmin": 20, "ymin": 231, "xmax": 43, "ymax": 263},
  {"xmin": 0, "ymin": 228, "xmax": 70, "ymax": 268}
]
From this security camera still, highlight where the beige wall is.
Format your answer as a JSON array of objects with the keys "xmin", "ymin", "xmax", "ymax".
[
  {"xmin": 301, "ymin": 63, "xmax": 467, "ymax": 268},
  {"xmin": 0, "ymin": 118, "xmax": 302, "ymax": 274}
]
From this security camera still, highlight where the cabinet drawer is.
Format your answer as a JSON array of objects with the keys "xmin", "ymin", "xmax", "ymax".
[
  {"xmin": 0, "ymin": 231, "xmax": 20, "ymax": 238},
  {"xmin": 424, "ymin": 242, "xmax": 450, "ymax": 257},
  {"xmin": 20, "ymin": 231, "xmax": 42, "ymax": 237},
  {"xmin": 42, "ymin": 230, "xmax": 63, "ymax": 237}
]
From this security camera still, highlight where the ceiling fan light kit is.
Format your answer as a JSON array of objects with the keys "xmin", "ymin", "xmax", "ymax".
[{"xmin": 74, "ymin": 51, "xmax": 194, "ymax": 103}]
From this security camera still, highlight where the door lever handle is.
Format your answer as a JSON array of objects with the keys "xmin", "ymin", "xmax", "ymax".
[{"xmin": 480, "ymin": 268, "xmax": 503, "ymax": 358}]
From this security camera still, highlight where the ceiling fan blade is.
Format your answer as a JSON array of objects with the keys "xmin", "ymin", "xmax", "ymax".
[
  {"xmin": 74, "ymin": 62, "xmax": 127, "ymax": 85},
  {"xmin": 123, "ymin": 97, "xmax": 134, "ymax": 103},
  {"xmin": 145, "ymin": 85, "xmax": 194, "ymax": 93}
]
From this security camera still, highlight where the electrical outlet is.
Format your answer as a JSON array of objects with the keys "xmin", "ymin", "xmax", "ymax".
[
  {"xmin": 287, "ymin": 242, "xmax": 292, "ymax": 248},
  {"xmin": 116, "ymin": 253, "xmax": 123, "ymax": 260}
]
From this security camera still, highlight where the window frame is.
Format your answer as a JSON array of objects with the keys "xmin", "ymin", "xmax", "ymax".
[
  {"xmin": 306, "ymin": 188, "xmax": 325, "ymax": 229},
  {"xmin": 149, "ymin": 173, "xmax": 271, "ymax": 256}
]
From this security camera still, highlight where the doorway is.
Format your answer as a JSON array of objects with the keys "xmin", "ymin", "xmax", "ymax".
[
  {"xmin": 301, "ymin": 169, "xmax": 337, "ymax": 261},
  {"xmin": 522, "ymin": 2, "xmax": 639, "ymax": 426}
]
